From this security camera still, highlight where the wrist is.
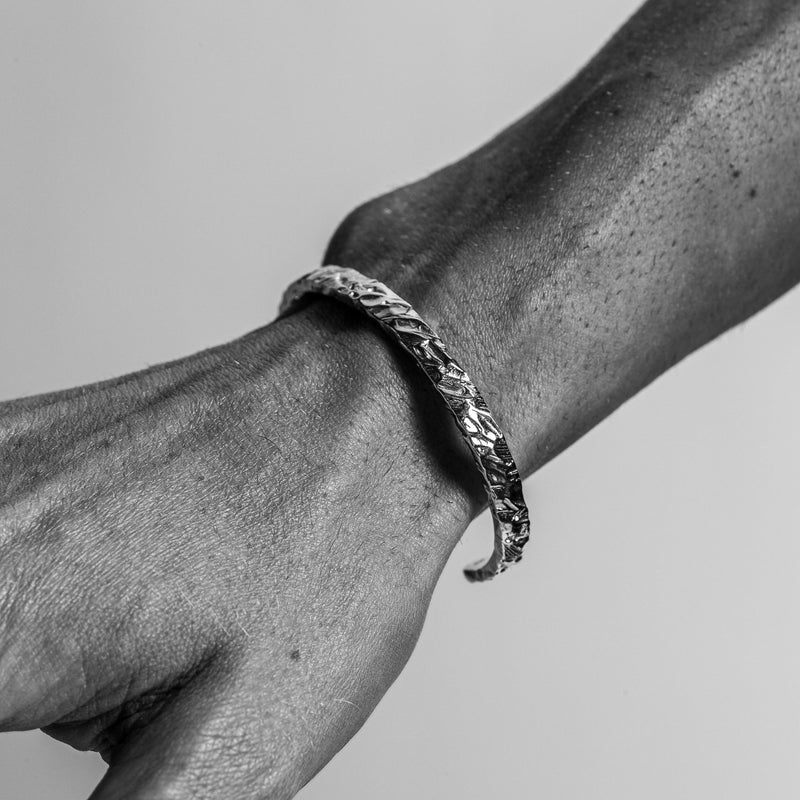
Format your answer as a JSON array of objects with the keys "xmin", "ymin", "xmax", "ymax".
[{"xmin": 255, "ymin": 297, "xmax": 485, "ymax": 557}]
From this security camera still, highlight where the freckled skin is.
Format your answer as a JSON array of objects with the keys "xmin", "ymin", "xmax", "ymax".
[
  {"xmin": 1, "ymin": 1, "xmax": 799, "ymax": 798},
  {"xmin": 329, "ymin": 0, "xmax": 800, "ymax": 477}
]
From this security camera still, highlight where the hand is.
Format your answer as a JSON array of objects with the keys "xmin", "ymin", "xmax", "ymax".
[{"xmin": 0, "ymin": 298, "xmax": 479, "ymax": 798}]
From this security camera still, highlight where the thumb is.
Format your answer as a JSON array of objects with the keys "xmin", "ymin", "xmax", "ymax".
[{"xmin": 87, "ymin": 662, "xmax": 304, "ymax": 800}]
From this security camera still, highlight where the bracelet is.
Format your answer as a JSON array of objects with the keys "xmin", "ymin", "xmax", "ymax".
[{"xmin": 279, "ymin": 265, "xmax": 530, "ymax": 582}]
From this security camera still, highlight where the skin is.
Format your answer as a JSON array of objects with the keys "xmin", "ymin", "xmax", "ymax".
[
  {"xmin": 0, "ymin": 303, "xmax": 480, "ymax": 798},
  {"xmin": 1, "ymin": 0, "xmax": 799, "ymax": 797}
]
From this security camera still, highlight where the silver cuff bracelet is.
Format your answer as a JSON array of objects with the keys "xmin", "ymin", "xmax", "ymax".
[{"xmin": 279, "ymin": 265, "xmax": 530, "ymax": 582}]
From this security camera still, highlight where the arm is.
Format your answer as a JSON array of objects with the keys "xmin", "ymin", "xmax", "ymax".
[
  {"xmin": 1, "ymin": 1, "xmax": 798, "ymax": 798},
  {"xmin": 325, "ymin": 0, "xmax": 800, "ymax": 479}
]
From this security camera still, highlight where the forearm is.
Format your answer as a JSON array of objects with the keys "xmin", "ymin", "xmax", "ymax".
[{"xmin": 324, "ymin": 0, "xmax": 800, "ymax": 479}]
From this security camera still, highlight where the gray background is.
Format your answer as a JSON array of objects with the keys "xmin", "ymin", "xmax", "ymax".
[{"xmin": 2, "ymin": 1, "xmax": 799, "ymax": 797}]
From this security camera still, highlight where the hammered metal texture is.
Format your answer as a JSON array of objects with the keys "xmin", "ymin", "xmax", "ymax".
[
  {"xmin": 279, "ymin": 265, "xmax": 530, "ymax": 582},
  {"xmin": 280, "ymin": 266, "xmax": 530, "ymax": 581}
]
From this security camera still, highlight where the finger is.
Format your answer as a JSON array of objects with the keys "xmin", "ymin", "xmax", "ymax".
[{"xmin": 87, "ymin": 658, "xmax": 310, "ymax": 800}]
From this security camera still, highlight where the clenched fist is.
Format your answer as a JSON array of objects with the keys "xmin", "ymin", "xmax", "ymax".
[{"xmin": 0, "ymin": 299, "xmax": 479, "ymax": 799}]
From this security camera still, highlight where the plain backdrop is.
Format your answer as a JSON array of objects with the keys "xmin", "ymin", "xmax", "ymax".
[{"xmin": 2, "ymin": 2, "xmax": 800, "ymax": 798}]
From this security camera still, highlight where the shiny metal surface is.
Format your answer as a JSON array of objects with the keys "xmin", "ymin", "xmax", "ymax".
[{"xmin": 280, "ymin": 265, "xmax": 530, "ymax": 581}]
